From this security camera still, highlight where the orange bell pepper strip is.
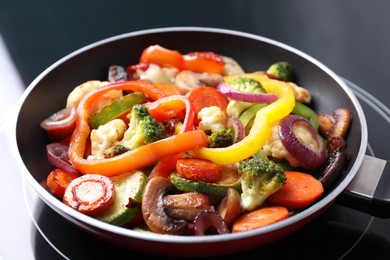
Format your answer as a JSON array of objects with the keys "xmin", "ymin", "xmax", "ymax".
[
  {"xmin": 190, "ymin": 73, "xmax": 295, "ymax": 165},
  {"xmin": 68, "ymin": 80, "xmax": 208, "ymax": 177}
]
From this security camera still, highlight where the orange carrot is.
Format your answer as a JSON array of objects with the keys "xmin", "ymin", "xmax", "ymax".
[
  {"xmin": 232, "ymin": 206, "xmax": 289, "ymax": 233},
  {"xmin": 186, "ymin": 86, "xmax": 229, "ymax": 124},
  {"xmin": 176, "ymin": 158, "xmax": 222, "ymax": 183},
  {"xmin": 47, "ymin": 168, "xmax": 80, "ymax": 199},
  {"xmin": 63, "ymin": 174, "xmax": 115, "ymax": 216},
  {"xmin": 267, "ymin": 171, "xmax": 324, "ymax": 210}
]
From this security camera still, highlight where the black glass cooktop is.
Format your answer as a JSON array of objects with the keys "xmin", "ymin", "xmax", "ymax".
[{"xmin": 1, "ymin": 79, "xmax": 387, "ymax": 260}]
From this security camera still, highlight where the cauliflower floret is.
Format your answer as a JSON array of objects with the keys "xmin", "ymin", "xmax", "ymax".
[
  {"xmin": 287, "ymin": 82, "xmax": 312, "ymax": 104},
  {"xmin": 226, "ymin": 100, "xmax": 252, "ymax": 119},
  {"xmin": 262, "ymin": 125, "xmax": 300, "ymax": 167},
  {"xmin": 137, "ymin": 63, "xmax": 178, "ymax": 84},
  {"xmin": 66, "ymin": 80, "xmax": 122, "ymax": 112},
  {"xmin": 197, "ymin": 106, "xmax": 228, "ymax": 131},
  {"xmin": 87, "ymin": 119, "xmax": 127, "ymax": 160},
  {"xmin": 221, "ymin": 56, "xmax": 245, "ymax": 76}
]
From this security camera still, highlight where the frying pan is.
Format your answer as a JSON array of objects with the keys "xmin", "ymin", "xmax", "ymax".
[{"xmin": 11, "ymin": 27, "xmax": 388, "ymax": 257}]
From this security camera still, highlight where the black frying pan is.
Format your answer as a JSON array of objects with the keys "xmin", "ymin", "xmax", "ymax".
[{"xmin": 12, "ymin": 27, "xmax": 388, "ymax": 257}]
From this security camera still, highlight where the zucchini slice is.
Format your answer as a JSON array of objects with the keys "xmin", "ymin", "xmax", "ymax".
[
  {"xmin": 169, "ymin": 165, "xmax": 241, "ymax": 197},
  {"xmin": 97, "ymin": 170, "xmax": 147, "ymax": 226}
]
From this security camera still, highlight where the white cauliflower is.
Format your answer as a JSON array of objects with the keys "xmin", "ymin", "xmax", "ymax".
[
  {"xmin": 87, "ymin": 119, "xmax": 127, "ymax": 161},
  {"xmin": 197, "ymin": 106, "xmax": 228, "ymax": 131},
  {"xmin": 262, "ymin": 124, "xmax": 301, "ymax": 167},
  {"xmin": 137, "ymin": 63, "xmax": 178, "ymax": 84},
  {"xmin": 221, "ymin": 56, "xmax": 245, "ymax": 76},
  {"xmin": 226, "ymin": 100, "xmax": 253, "ymax": 119},
  {"xmin": 66, "ymin": 80, "xmax": 122, "ymax": 112},
  {"xmin": 287, "ymin": 82, "xmax": 312, "ymax": 104}
]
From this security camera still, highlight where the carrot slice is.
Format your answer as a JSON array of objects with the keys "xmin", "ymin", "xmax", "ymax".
[
  {"xmin": 47, "ymin": 168, "xmax": 80, "ymax": 199},
  {"xmin": 232, "ymin": 206, "xmax": 289, "ymax": 233},
  {"xmin": 186, "ymin": 86, "xmax": 229, "ymax": 124},
  {"xmin": 267, "ymin": 171, "xmax": 324, "ymax": 210},
  {"xmin": 176, "ymin": 158, "xmax": 222, "ymax": 183},
  {"xmin": 63, "ymin": 174, "xmax": 115, "ymax": 216}
]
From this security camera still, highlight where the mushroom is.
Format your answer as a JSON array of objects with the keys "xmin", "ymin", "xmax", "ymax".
[
  {"xmin": 175, "ymin": 70, "xmax": 223, "ymax": 95},
  {"xmin": 317, "ymin": 145, "xmax": 348, "ymax": 189},
  {"xmin": 217, "ymin": 188, "xmax": 242, "ymax": 227},
  {"xmin": 164, "ymin": 192, "xmax": 213, "ymax": 221},
  {"xmin": 141, "ymin": 176, "xmax": 189, "ymax": 235},
  {"xmin": 318, "ymin": 108, "xmax": 352, "ymax": 141}
]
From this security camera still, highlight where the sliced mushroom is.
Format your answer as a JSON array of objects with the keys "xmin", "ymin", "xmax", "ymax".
[
  {"xmin": 331, "ymin": 108, "xmax": 352, "ymax": 139},
  {"xmin": 317, "ymin": 145, "xmax": 348, "ymax": 189},
  {"xmin": 318, "ymin": 108, "xmax": 352, "ymax": 141},
  {"xmin": 141, "ymin": 176, "xmax": 189, "ymax": 235},
  {"xmin": 318, "ymin": 113, "xmax": 336, "ymax": 136},
  {"xmin": 217, "ymin": 188, "xmax": 242, "ymax": 227},
  {"xmin": 164, "ymin": 192, "xmax": 213, "ymax": 221},
  {"xmin": 175, "ymin": 70, "xmax": 223, "ymax": 95}
]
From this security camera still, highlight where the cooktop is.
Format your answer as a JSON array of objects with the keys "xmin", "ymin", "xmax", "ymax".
[{"xmin": 0, "ymin": 78, "xmax": 388, "ymax": 260}]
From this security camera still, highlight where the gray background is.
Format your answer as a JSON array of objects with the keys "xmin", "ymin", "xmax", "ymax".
[{"xmin": 0, "ymin": 0, "xmax": 389, "ymax": 108}]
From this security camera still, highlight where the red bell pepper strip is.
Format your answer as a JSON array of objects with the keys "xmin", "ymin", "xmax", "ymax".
[
  {"xmin": 68, "ymin": 80, "xmax": 208, "ymax": 177},
  {"xmin": 145, "ymin": 95, "xmax": 196, "ymax": 179},
  {"xmin": 148, "ymin": 152, "xmax": 185, "ymax": 179},
  {"xmin": 182, "ymin": 52, "xmax": 225, "ymax": 74},
  {"xmin": 144, "ymin": 95, "xmax": 195, "ymax": 133},
  {"xmin": 139, "ymin": 45, "xmax": 225, "ymax": 74},
  {"xmin": 139, "ymin": 44, "xmax": 185, "ymax": 70}
]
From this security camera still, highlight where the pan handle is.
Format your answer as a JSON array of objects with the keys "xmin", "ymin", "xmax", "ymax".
[{"xmin": 337, "ymin": 155, "xmax": 389, "ymax": 218}]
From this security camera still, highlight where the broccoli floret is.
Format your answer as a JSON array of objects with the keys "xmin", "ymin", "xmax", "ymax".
[
  {"xmin": 230, "ymin": 77, "xmax": 266, "ymax": 93},
  {"xmin": 120, "ymin": 104, "xmax": 167, "ymax": 149},
  {"xmin": 266, "ymin": 61, "xmax": 293, "ymax": 82},
  {"xmin": 237, "ymin": 156, "xmax": 286, "ymax": 211},
  {"xmin": 226, "ymin": 77, "xmax": 266, "ymax": 118},
  {"xmin": 206, "ymin": 128, "xmax": 235, "ymax": 148}
]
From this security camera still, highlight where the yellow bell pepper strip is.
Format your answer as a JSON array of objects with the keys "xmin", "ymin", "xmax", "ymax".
[
  {"xmin": 144, "ymin": 95, "xmax": 195, "ymax": 133},
  {"xmin": 68, "ymin": 80, "xmax": 208, "ymax": 177},
  {"xmin": 190, "ymin": 73, "xmax": 295, "ymax": 165}
]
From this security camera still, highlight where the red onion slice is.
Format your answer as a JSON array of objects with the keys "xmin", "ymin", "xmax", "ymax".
[
  {"xmin": 46, "ymin": 143, "xmax": 78, "ymax": 173},
  {"xmin": 193, "ymin": 210, "xmax": 230, "ymax": 236},
  {"xmin": 40, "ymin": 106, "xmax": 77, "ymax": 141},
  {"xmin": 279, "ymin": 115, "xmax": 326, "ymax": 169},
  {"xmin": 227, "ymin": 116, "xmax": 245, "ymax": 142},
  {"xmin": 216, "ymin": 82, "xmax": 278, "ymax": 104}
]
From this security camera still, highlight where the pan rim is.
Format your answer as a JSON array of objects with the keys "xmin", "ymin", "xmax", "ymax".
[{"xmin": 12, "ymin": 26, "xmax": 368, "ymax": 244}]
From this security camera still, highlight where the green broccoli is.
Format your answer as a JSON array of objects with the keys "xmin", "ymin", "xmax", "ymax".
[
  {"xmin": 229, "ymin": 77, "xmax": 266, "ymax": 94},
  {"xmin": 237, "ymin": 156, "xmax": 286, "ymax": 211},
  {"xmin": 120, "ymin": 104, "xmax": 167, "ymax": 149},
  {"xmin": 206, "ymin": 128, "xmax": 235, "ymax": 148},
  {"xmin": 266, "ymin": 61, "xmax": 293, "ymax": 82},
  {"xmin": 226, "ymin": 77, "xmax": 266, "ymax": 118}
]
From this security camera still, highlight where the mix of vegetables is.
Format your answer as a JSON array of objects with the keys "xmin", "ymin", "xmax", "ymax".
[{"xmin": 40, "ymin": 44, "xmax": 352, "ymax": 236}]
